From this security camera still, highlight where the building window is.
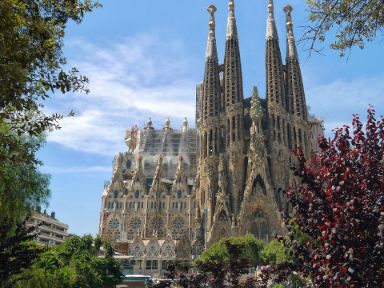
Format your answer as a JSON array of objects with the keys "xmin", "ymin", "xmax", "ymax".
[{"xmin": 146, "ymin": 260, "xmax": 158, "ymax": 270}]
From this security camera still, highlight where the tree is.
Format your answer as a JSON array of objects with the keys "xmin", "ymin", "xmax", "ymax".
[
  {"xmin": 0, "ymin": 132, "xmax": 50, "ymax": 224},
  {"xmin": 0, "ymin": 0, "xmax": 100, "ymax": 224},
  {"xmin": 0, "ymin": 217, "xmax": 44, "ymax": 287},
  {"xmin": 0, "ymin": 0, "xmax": 100, "ymax": 136},
  {"xmin": 284, "ymin": 107, "xmax": 384, "ymax": 287},
  {"xmin": 194, "ymin": 235, "xmax": 264, "ymax": 288},
  {"xmin": 10, "ymin": 235, "xmax": 122, "ymax": 288},
  {"xmin": 304, "ymin": 0, "xmax": 384, "ymax": 56},
  {"xmin": 0, "ymin": 133, "xmax": 50, "ymax": 286},
  {"xmin": 261, "ymin": 240, "xmax": 288, "ymax": 265},
  {"xmin": 0, "ymin": 0, "xmax": 99, "ymax": 282}
]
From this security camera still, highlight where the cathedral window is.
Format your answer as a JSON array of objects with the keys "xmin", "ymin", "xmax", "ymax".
[
  {"xmin": 172, "ymin": 217, "xmax": 185, "ymax": 240},
  {"xmin": 146, "ymin": 260, "xmax": 158, "ymax": 270},
  {"xmin": 219, "ymin": 210, "xmax": 228, "ymax": 222},
  {"xmin": 114, "ymin": 191, "xmax": 118, "ymax": 198},
  {"xmin": 177, "ymin": 190, "xmax": 182, "ymax": 199},
  {"xmin": 131, "ymin": 218, "xmax": 141, "ymax": 231},
  {"xmin": 252, "ymin": 176, "xmax": 267, "ymax": 195},
  {"xmin": 107, "ymin": 218, "xmax": 120, "ymax": 241}
]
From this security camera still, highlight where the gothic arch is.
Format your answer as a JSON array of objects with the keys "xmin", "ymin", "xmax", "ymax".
[
  {"xmin": 218, "ymin": 210, "xmax": 228, "ymax": 222},
  {"xmin": 251, "ymin": 175, "xmax": 267, "ymax": 195}
]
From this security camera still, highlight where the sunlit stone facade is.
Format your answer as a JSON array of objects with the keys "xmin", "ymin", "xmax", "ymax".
[{"xmin": 99, "ymin": 0, "xmax": 324, "ymax": 268}]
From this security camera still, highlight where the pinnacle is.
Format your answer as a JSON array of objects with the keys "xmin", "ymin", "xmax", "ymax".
[{"xmin": 207, "ymin": 4, "xmax": 217, "ymax": 15}]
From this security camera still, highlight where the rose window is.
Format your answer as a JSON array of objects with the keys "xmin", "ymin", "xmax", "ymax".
[
  {"xmin": 131, "ymin": 218, "xmax": 141, "ymax": 230},
  {"xmin": 173, "ymin": 218, "xmax": 184, "ymax": 230}
]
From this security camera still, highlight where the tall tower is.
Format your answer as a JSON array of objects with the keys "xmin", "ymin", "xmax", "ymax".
[
  {"xmin": 223, "ymin": 0, "xmax": 245, "ymax": 216},
  {"xmin": 265, "ymin": 0, "xmax": 291, "ymax": 209},
  {"xmin": 284, "ymin": 4, "xmax": 309, "ymax": 155},
  {"xmin": 266, "ymin": 0, "xmax": 286, "ymax": 112},
  {"xmin": 197, "ymin": 4, "xmax": 222, "ymax": 236}
]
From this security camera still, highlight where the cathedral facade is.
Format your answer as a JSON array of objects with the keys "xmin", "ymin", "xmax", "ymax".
[{"xmin": 99, "ymin": 0, "xmax": 323, "ymax": 272}]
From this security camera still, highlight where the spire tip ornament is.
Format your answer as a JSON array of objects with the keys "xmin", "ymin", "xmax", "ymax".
[
  {"xmin": 284, "ymin": 4, "xmax": 293, "ymax": 31},
  {"xmin": 284, "ymin": 4, "xmax": 293, "ymax": 13},
  {"xmin": 207, "ymin": 4, "xmax": 217, "ymax": 15},
  {"xmin": 229, "ymin": 0, "xmax": 235, "ymax": 14},
  {"xmin": 268, "ymin": 0, "xmax": 274, "ymax": 14}
]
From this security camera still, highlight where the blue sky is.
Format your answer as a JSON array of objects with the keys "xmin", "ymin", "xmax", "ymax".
[{"xmin": 38, "ymin": 0, "xmax": 384, "ymax": 236}]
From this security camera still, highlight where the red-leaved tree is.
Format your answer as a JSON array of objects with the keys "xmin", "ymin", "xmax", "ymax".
[{"xmin": 285, "ymin": 107, "xmax": 384, "ymax": 287}]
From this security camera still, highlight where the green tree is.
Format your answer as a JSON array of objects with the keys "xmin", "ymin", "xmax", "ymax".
[
  {"xmin": 10, "ymin": 235, "xmax": 122, "ymax": 288},
  {"xmin": 0, "ymin": 131, "xmax": 50, "ymax": 224},
  {"xmin": 305, "ymin": 0, "xmax": 384, "ymax": 56},
  {"xmin": 0, "ymin": 1, "xmax": 99, "ymax": 283},
  {"xmin": 0, "ymin": 0, "xmax": 100, "ymax": 136},
  {"xmin": 194, "ymin": 235, "xmax": 264, "ymax": 288},
  {"xmin": 261, "ymin": 240, "xmax": 288, "ymax": 265},
  {"xmin": 0, "ymin": 217, "xmax": 44, "ymax": 286}
]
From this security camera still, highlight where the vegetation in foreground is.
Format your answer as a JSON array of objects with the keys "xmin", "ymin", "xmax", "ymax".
[{"xmin": 5, "ymin": 235, "xmax": 122, "ymax": 288}]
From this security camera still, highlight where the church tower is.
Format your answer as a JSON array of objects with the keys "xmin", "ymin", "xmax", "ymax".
[
  {"xmin": 223, "ymin": 0, "xmax": 245, "ymax": 216},
  {"xmin": 265, "ymin": 0, "xmax": 291, "ymax": 204},
  {"xmin": 284, "ymin": 4, "xmax": 310, "ymax": 156},
  {"xmin": 197, "ymin": 4, "xmax": 222, "ymax": 237}
]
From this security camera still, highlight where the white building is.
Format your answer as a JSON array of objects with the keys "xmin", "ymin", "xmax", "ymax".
[{"xmin": 27, "ymin": 210, "xmax": 69, "ymax": 246}]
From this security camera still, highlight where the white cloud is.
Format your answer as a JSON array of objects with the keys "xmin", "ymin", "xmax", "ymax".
[
  {"xmin": 306, "ymin": 75, "xmax": 384, "ymax": 135},
  {"xmin": 46, "ymin": 35, "xmax": 384, "ymax": 156},
  {"xmin": 47, "ymin": 35, "xmax": 197, "ymax": 156}
]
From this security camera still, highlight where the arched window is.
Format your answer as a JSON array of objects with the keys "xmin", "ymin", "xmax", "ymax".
[
  {"xmin": 219, "ymin": 210, "xmax": 228, "ymax": 222},
  {"xmin": 172, "ymin": 217, "xmax": 185, "ymax": 240},
  {"xmin": 252, "ymin": 175, "xmax": 267, "ymax": 195}
]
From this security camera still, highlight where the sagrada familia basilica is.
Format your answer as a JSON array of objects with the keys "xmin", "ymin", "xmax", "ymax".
[{"xmin": 99, "ymin": 0, "xmax": 323, "ymax": 275}]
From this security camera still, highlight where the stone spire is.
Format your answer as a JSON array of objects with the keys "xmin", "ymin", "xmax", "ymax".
[
  {"xmin": 266, "ymin": 0, "xmax": 278, "ymax": 40},
  {"xmin": 226, "ymin": 0, "xmax": 238, "ymax": 40},
  {"xmin": 206, "ymin": 5, "xmax": 218, "ymax": 60},
  {"xmin": 285, "ymin": 5, "xmax": 298, "ymax": 58},
  {"xmin": 265, "ymin": 0, "xmax": 285, "ymax": 109},
  {"xmin": 284, "ymin": 4, "xmax": 307, "ymax": 120},
  {"xmin": 224, "ymin": 0, "xmax": 243, "ymax": 109},
  {"xmin": 131, "ymin": 155, "xmax": 147, "ymax": 193},
  {"xmin": 224, "ymin": 0, "xmax": 245, "ymax": 215},
  {"xmin": 201, "ymin": 4, "xmax": 221, "ymax": 157},
  {"xmin": 150, "ymin": 155, "xmax": 167, "ymax": 197}
]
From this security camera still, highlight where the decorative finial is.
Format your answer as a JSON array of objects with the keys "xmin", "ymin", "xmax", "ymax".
[
  {"xmin": 146, "ymin": 117, "xmax": 153, "ymax": 129},
  {"xmin": 266, "ymin": 0, "xmax": 277, "ymax": 39},
  {"xmin": 226, "ymin": 0, "xmax": 238, "ymax": 39},
  {"xmin": 229, "ymin": 0, "xmax": 235, "ymax": 15},
  {"xmin": 207, "ymin": 4, "xmax": 217, "ymax": 15},
  {"xmin": 164, "ymin": 117, "xmax": 171, "ymax": 129},
  {"xmin": 206, "ymin": 4, "xmax": 218, "ymax": 58},
  {"xmin": 284, "ymin": 4, "xmax": 293, "ymax": 31},
  {"xmin": 208, "ymin": 5, "xmax": 216, "ymax": 32},
  {"xmin": 182, "ymin": 117, "xmax": 189, "ymax": 132},
  {"xmin": 268, "ymin": 0, "xmax": 274, "ymax": 14}
]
